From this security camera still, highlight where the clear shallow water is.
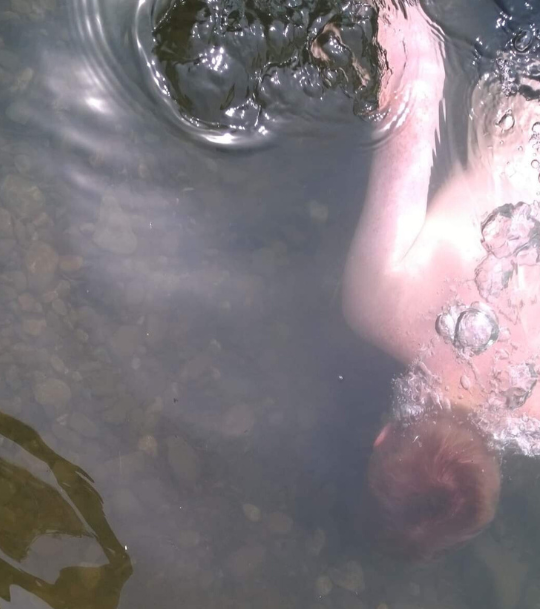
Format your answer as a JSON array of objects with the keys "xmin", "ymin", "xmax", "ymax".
[{"xmin": 1, "ymin": 0, "xmax": 540, "ymax": 608}]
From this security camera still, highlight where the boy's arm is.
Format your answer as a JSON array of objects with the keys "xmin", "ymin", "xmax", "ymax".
[{"xmin": 343, "ymin": 4, "xmax": 445, "ymax": 345}]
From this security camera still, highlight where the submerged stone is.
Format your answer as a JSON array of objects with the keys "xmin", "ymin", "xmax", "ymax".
[
  {"xmin": 22, "ymin": 317, "xmax": 46, "ymax": 336},
  {"xmin": 315, "ymin": 575, "xmax": 333, "ymax": 597},
  {"xmin": 93, "ymin": 195, "xmax": 137, "ymax": 255},
  {"xmin": 0, "ymin": 208, "xmax": 13, "ymax": 238},
  {"xmin": 59, "ymin": 255, "xmax": 84, "ymax": 273},
  {"xmin": 306, "ymin": 528, "xmax": 326, "ymax": 556},
  {"xmin": 222, "ymin": 403, "xmax": 255, "ymax": 437},
  {"xmin": 265, "ymin": 511, "xmax": 293, "ymax": 534},
  {"xmin": 242, "ymin": 503, "xmax": 261, "ymax": 522},
  {"xmin": 70, "ymin": 411, "xmax": 99, "ymax": 438},
  {"xmin": 109, "ymin": 325, "xmax": 141, "ymax": 360},
  {"xmin": 227, "ymin": 544, "xmax": 266, "ymax": 579},
  {"xmin": 1, "ymin": 174, "xmax": 44, "ymax": 220},
  {"xmin": 34, "ymin": 377, "xmax": 71, "ymax": 409},
  {"xmin": 308, "ymin": 200, "xmax": 329, "ymax": 224},
  {"xmin": 18, "ymin": 292, "xmax": 41, "ymax": 312},
  {"xmin": 177, "ymin": 529, "xmax": 200, "ymax": 548},
  {"xmin": 25, "ymin": 241, "xmax": 59, "ymax": 292},
  {"xmin": 137, "ymin": 434, "xmax": 158, "ymax": 456},
  {"xmin": 328, "ymin": 560, "xmax": 365, "ymax": 594},
  {"xmin": 166, "ymin": 436, "xmax": 201, "ymax": 483}
]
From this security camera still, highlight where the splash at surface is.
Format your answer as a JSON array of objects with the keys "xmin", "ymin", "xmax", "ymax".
[{"xmin": 150, "ymin": 0, "xmax": 385, "ymax": 132}]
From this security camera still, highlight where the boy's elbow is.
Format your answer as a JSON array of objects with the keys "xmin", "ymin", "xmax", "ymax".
[
  {"xmin": 342, "ymin": 266, "xmax": 374, "ymax": 338},
  {"xmin": 342, "ymin": 275, "xmax": 361, "ymax": 333},
  {"xmin": 342, "ymin": 260, "xmax": 394, "ymax": 346}
]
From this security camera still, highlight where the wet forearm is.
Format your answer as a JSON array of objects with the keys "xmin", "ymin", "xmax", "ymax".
[
  {"xmin": 369, "ymin": 90, "xmax": 441, "ymax": 256},
  {"xmin": 345, "ymin": 90, "xmax": 442, "ymax": 285},
  {"xmin": 343, "ymin": 75, "xmax": 444, "ymax": 336},
  {"xmin": 342, "ymin": 4, "xmax": 446, "ymax": 337}
]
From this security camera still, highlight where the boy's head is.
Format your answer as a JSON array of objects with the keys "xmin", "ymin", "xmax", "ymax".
[{"xmin": 368, "ymin": 411, "xmax": 501, "ymax": 559}]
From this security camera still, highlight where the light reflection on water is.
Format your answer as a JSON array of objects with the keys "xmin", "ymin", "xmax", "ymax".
[{"xmin": 0, "ymin": 0, "xmax": 540, "ymax": 607}]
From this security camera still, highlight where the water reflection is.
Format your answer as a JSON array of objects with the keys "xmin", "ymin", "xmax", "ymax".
[
  {"xmin": 0, "ymin": 411, "xmax": 132, "ymax": 608},
  {"xmin": 73, "ymin": 0, "xmax": 388, "ymax": 146},
  {"xmin": 151, "ymin": 0, "xmax": 384, "ymax": 134}
]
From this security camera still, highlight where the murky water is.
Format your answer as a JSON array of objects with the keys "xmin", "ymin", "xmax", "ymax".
[{"xmin": 1, "ymin": 0, "xmax": 540, "ymax": 607}]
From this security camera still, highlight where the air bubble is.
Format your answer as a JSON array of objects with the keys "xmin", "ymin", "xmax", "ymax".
[
  {"xmin": 514, "ymin": 29, "xmax": 534, "ymax": 53},
  {"xmin": 532, "ymin": 159, "xmax": 540, "ymax": 169},
  {"xmin": 436, "ymin": 303, "xmax": 499, "ymax": 355},
  {"xmin": 533, "ymin": 122, "xmax": 540, "ymax": 134},
  {"xmin": 435, "ymin": 309, "xmax": 458, "ymax": 343},
  {"xmin": 454, "ymin": 305, "xmax": 499, "ymax": 355},
  {"xmin": 497, "ymin": 111, "xmax": 515, "ymax": 131}
]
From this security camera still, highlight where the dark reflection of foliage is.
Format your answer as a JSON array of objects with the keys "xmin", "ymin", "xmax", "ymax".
[
  {"xmin": 0, "ymin": 412, "xmax": 132, "ymax": 609},
  {"xmin": 0, "ymin": 459, "xmax": 86, "ymax": 562},
  {"xmin": 152, "ymin": 0, "xmax": 383, "ymax": 129}
]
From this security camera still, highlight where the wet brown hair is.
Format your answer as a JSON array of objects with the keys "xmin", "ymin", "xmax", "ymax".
[{"xmin": 367, "ymin": 411, "xmax": 501, "ymax": 559}]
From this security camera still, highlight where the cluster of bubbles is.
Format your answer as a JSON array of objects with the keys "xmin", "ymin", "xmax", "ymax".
[
  {"xmin": 433, "ymin": 201, "xmax": 540, "ymax": 412},
  {"xmin": 490, "ymin": 362, "xmax": 538, "ymax": 410},
  {"xmin": 475, "ymin": 202, "xmax": 540, "ymax": 299},
  {"xmin": 392, "ymin": 363, "xmax": 451, "ymax": 424},
  {"xmin": 151, "ymin": 0, "xmax": 384, "ymax": 131},
  {"xmin": 469, "ymin": 17, "xmax": 540, "ymax": 162},
  {"xmin": 493, "ymin": 25, "xmax": 540, "ymax": 99},
  {"xmin": 474, "ymin": 404, "xmax": 540, "ymax": 456},
  {"xmin": 436, "ymin": 302, "xmax": 500, "ymax": 356}
]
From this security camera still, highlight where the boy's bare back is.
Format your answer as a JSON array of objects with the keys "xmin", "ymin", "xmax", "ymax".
[{"xmin": 343, "ymin": 2, "xmax": 540, "ymax": 419}]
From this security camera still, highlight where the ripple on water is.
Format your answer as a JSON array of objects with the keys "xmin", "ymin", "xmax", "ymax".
[
  {"xmin": 148, "ymin": 0, "xmax": 386, "ymax": 136},
  {"xmin": 72, "ymin": 0, "xmax": 401, "ymax": 146},
  {"xmin": 470, "ymin": 17, "xmax": 540, "ymax": 159}
]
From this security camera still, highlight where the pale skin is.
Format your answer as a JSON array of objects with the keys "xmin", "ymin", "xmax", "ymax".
[{"xmin": 343, "ymin": 2, "xmax": 540, "ymax": 419}]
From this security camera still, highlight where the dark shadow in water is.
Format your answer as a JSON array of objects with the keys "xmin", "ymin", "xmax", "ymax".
[{"xmin": 0, "ymin": 411, "xmax": 132, "ymax": 608}]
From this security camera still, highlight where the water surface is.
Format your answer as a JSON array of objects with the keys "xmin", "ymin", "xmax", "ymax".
[{"xmin": 1, "ymin": 0, "xmax": 540, "ymax": 607}]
